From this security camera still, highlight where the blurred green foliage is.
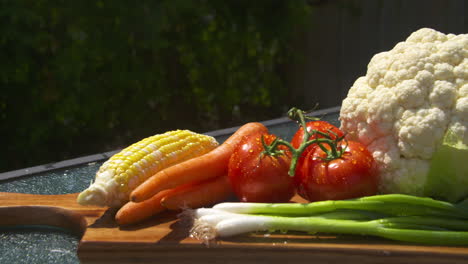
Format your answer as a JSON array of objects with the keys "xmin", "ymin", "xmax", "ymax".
[{"xmin": 0, "ymin": 0, "xmax": 312, "ymax": 172}]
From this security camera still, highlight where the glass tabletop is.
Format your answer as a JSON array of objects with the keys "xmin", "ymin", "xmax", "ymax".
[{"xmin": 0, "ymin": 107, "xmax": 340, "ymax": 264}]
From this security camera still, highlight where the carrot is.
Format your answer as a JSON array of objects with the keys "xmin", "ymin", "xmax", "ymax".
[
  {"xmin": 116, "ymin": 175, "xmax": 233, "ymax": 226},
  {"xmin": 115, "ymin": 189, "xmax": 173, "ymax": 226},
  {"xmin": 160, "ymin": 175, "xmax": 233, "ymax": 210},
  {"xmin": 130, "ymin": 122, "xmax": 267, "ymax": 202}
]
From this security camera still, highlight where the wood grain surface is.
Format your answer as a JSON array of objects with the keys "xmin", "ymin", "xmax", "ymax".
[{"xmin": 1, "ymin": 192, "xmax": 468, "ymax": 264}]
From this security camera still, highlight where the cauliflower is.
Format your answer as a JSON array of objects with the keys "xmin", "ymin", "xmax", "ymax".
[{"xmin": 339, "ymin": 28, "xmax": 468, "ymax": 202}]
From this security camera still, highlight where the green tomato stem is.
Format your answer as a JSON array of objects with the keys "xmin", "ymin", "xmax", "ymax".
[
  {"xmin": 273, "ymin": 138, "xmax": 336, "ymax": 176},
  {"xmin": 268, "ymin": 107, "xmax": 345, "ymax": 176}
]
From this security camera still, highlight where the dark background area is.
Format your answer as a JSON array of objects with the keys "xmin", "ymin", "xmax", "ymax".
[{"xmin": 1, "ymin": 0, "xmax": 466, "ymax": 173}]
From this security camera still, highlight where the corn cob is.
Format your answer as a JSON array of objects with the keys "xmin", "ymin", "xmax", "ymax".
[{"xmin": 77, "ymin": 130, "xmax": 218, "ymax": 207}]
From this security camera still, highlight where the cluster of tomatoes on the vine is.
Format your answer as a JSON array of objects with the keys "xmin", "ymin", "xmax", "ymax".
[{"xmin": 228, "ymin": 108, "xmax": 378, "ymax": 203}]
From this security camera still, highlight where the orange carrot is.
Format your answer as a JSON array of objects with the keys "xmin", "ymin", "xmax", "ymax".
[
  {"xmin": 131, "ymin": 122, "xmax": 267, "ymax": 202},
  {"xmin": 115, "ymin": 189, "xmax": 173, "ymax": 226},
  {"xmin": 160, "ymin": 175, "xmax": 233, "ymax": 210},
  {"xmin": 116, "ymin": 175, "xmax": 233, "ymax": 226}
]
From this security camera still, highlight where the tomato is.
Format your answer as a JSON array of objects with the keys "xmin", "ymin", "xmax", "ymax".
[
  {"xmin": 295, "ymin": 140, "xmax": 378, "ymax": 202},
  {"xmin": 291, "ymin": 120, "xmax": 345, "ymax": 173},
  {"xmin": 291, "ymin": 120, "xmax": 344, "ymax": 148},
  {"xmin": 228, "ymin": 132, "xmax": 295, "ymax": 203}
]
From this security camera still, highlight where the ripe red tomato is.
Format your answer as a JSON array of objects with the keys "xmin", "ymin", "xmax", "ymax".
[
  {"xmin": 291, "ymin": 120, "xmax": 344, "ymax": 148},
  {"xmin": 291, "ymin": 121, "xmax": 345, "ymax": 172},
  {"xmin": 228, "ymin": 132, "xmax": 295, "ymax": 203},
  {"xmin": 295, "ymin": 140, "xmax": 378, "ymax": 202}
]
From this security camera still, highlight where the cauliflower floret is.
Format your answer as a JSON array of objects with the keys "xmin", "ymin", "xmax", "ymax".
[{"xmin": 340, "ymin": 28, "xmax": 468, "ymax": 201}]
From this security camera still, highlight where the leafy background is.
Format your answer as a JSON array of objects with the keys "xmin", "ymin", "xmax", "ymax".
[
  {"xmin": 2, "ymin": 0, "xmax": 465, "ymax": 173},
  {"xmin": 0, "ymin": 0, "xmax": 313, "ymax": 172}
]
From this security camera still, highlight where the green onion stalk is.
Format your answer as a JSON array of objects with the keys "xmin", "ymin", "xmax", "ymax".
[{"xmin": 185, "ymin": 194, "xmax": 468, "ymax": 245}]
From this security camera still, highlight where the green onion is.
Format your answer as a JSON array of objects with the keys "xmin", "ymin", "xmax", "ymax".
[
  {"xmin": 212, "ymin": 194, "xmax": 468, "ymax": 218},
  {"xmin": 186, "ymin": 194, "xmax": 468, "ymax": 245}
]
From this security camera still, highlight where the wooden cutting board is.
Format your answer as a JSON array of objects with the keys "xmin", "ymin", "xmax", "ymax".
[{"xmin": 1, "ymin": 192, "xmax": 468, "ymax": 264}]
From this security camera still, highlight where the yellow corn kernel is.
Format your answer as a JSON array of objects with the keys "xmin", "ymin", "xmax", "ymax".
[{"xmin": 77, "ymin": 130, "xmax": 218, "ymax": 207}]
